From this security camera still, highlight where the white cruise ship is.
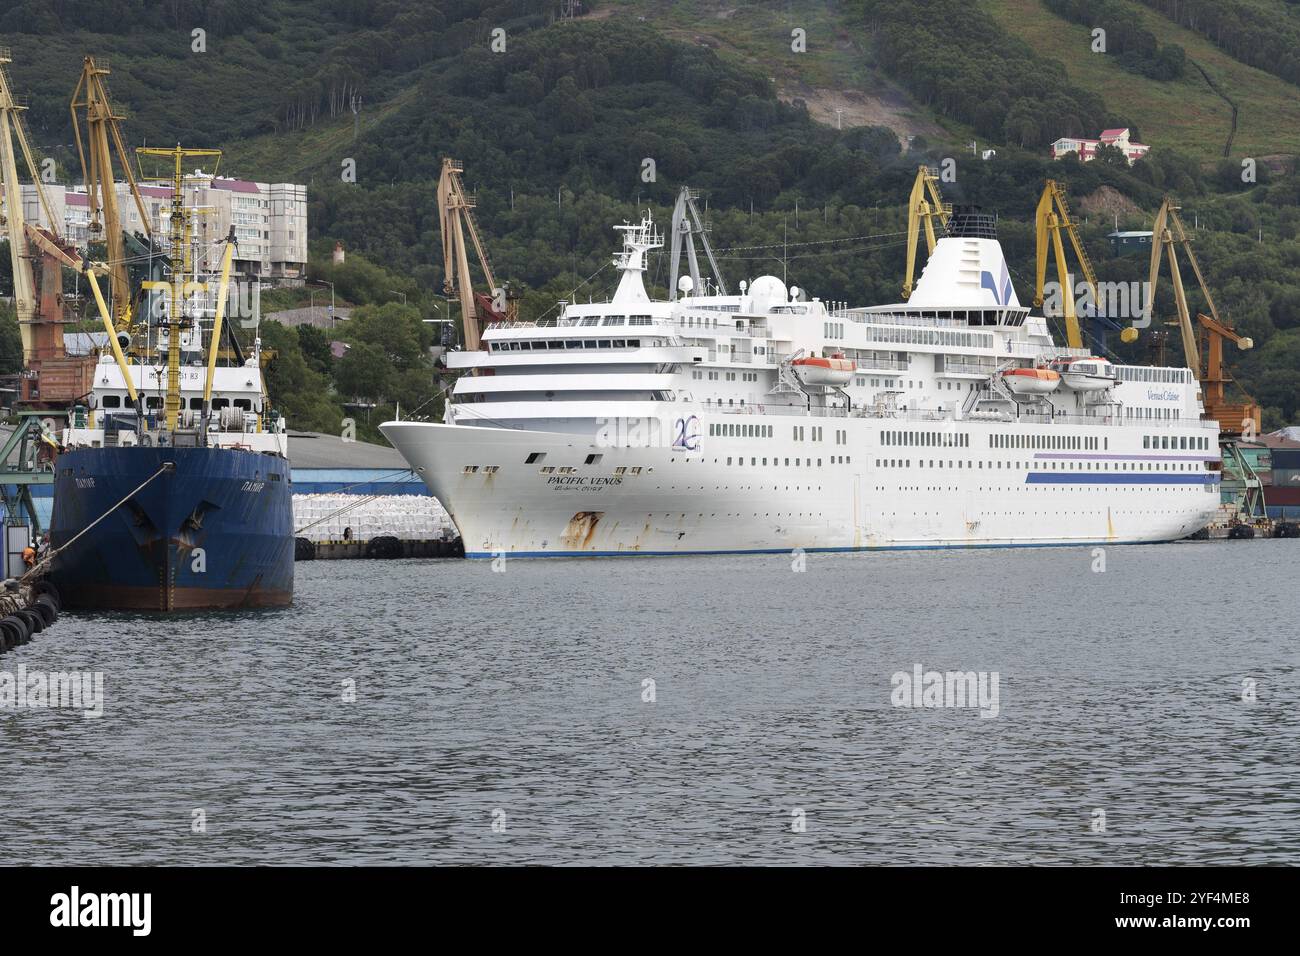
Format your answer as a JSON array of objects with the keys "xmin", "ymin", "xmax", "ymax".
[{"xmin": 382, "ymin": 210, "xmax": 1221, "ymax": 556}]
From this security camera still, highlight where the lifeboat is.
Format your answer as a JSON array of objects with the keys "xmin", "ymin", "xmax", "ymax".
[
  {"xmin": 1050, "ymin": 357, "xmax": 1117, "ymax": 391},
  {"xmin": 1000, "ymin": 367, "xmax": 1061, "ymax": 395},
  {"xmin": 792, "ymin": 354, "xmax": 855, "ymax": 386}
]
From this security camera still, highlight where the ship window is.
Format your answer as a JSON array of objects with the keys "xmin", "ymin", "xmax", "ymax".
[
  {"xmin": 601, "ymin": 316, "xmax": 625, "ymax": 326},
  {"xmin": 212, "ymin": 398, "xmax": 230, "ymax": 410},
  {"xmin": 547, "ymin": 341, "xmax": 563, "ymax": 350},
  {"xmin": 599, "ymin": 340, "xmax": 612, "ymax": 348},
  {"xmin": 189, "ymin": 398, "xmax": 203, "ymax": 410},
  {"xmin": 234, "ymin": 399, "xmax": 252, "ymax": 410},
  {"xmin": 146, "ymin": 396, "xmax": 164, "ymax": 409},
  {"xmin": 613, "ymin": 340, "xmax": 626, "ymax": 348},
  {"xmin": 627, "ymin": 339, "xmax": 640, "ymax": 348},
  {"xmin": 583, "ymin": 340, "xmax": 597, "ymax": 349},
  {"xmin": 585, "ymin": 454, "xmax": 602, "ymax": 465},
  {"xmin": 581, "ymin": 317, "xmax": 600, "ymax": 327},
  {"xmin": 102, "ymin": 395, "xmax": 121, "ymax": 408},
  {"xmin": 525, "ymin": 452, "xmax": 545, "ymax": 464},
  {"xmin": 565, "ymin": 340, "xmax": 581, "ymax": 349}
]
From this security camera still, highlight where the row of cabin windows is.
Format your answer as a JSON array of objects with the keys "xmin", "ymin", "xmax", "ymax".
[
  {"xmin": 573, "ymin": 315, "xmax": 654, "ymax": 327},
  {"xmin": 488, "ymin": 338, "xmax": 645, "ymax": 351},
  {"xmin": 100, "ymin": 395, "xmax": 253, "ymax": 411},
  {"xmin": 882, "ymin": 430, "xmax": 970, "ymax": 448},
  {"xmin": 1126, "ymin": 406, "xmax": 1182, "ymax": 419},
  {"xmin": 710, "ymin": 423, "xmax": 772, "ymax": 438},
  {"xmin": 862, "ymin": 325, "xmax": 994, "ymax": 349},
  {"xmin": 993, "ymin": 433, "xmax": 1102, "ymax": 450},
  {"xmin": 792, "ymin": 425, "xmax": 826, "ymax": 442},
  {"xmin": 1116, "ymin": 366, "xmax": 1189, "ymax": 384},
  {"xmin": 874, "ymin": 459, "xmax": 1206, "ymax": 472},
  {"xmin": 727, "ymin": 456, "xmax": 840, "ymax": 468},
  {"xmin": 1146, "ymin": 435, "xmax": 1210, "ymax": 450}
]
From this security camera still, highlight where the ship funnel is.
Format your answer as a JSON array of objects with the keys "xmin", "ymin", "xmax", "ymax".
[{"xmin": 945, "ymin": 205, "xmax": 997, "ymax": 240}]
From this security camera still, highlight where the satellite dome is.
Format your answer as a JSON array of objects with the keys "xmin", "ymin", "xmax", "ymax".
[{"xmin": 748, "ymin": 275, "xmax": 786, "ymax": 312}]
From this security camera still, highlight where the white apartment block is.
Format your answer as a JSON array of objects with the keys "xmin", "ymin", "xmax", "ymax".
[{"xmin": 22, "ymin": 176, "xmax": 308, "ymax": 283}]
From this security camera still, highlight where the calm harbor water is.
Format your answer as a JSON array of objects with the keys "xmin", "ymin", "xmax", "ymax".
[{"xmin": 2, "ymin": 541, "xmax": 1296, "ymax": 866}]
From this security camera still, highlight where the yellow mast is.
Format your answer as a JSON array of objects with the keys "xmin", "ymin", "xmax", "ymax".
[
  {"xmin": 82, "ymin": 258, "xmax": 139, "ymax": 406},
  {"xmin": 203, "ymin": 228, "xmax": 237, "ymax": 413},
  {"xmin": 136, "ymin": 144, "xmax": 221, "ymax": 431}
]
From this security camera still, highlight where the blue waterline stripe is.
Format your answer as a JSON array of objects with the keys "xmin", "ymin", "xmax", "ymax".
[
  {"xmin": 1034, "ymin": 453, "xmax": 1218, "ymax": 462},
  {"xmin": 1025, "ymin": 472, "xmax": 1217, "ymax": 484}
]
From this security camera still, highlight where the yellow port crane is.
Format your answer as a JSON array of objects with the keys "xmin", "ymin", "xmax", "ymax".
[
  {"xmin": 0, "ymin": 47, "xmax": 61, "ymax": 360},
  {"xmin": 902, "ymin": 165, "xmax": 949, "ymax": 300},
  {"xmin": 70, "ymin": 55, "xmax": 152, "ymax": 336},
  {"xmin": 437, "ymin": 157, "xmax": 512, "ymax": 352},
  {"xmin": 1147, "ymin": 196, "xmax": 1259, "ymax": 437},
  {"xmin": 1031, "ymin": 179, "xmax": 1125, "ymax": 351}
]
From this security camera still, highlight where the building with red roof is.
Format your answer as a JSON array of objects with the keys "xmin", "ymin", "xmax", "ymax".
[{"xmin": 1050, "ymin": 128, "xmax": 1150, "ymax": 165}]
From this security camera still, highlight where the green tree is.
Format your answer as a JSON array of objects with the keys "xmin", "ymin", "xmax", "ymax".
[
  {"xmin": 0, "ymin": 302, "xmax": 22, "ymax": 375},
  {"xmin": 297, "ymin": 323, "xmax": 333, "ymax": 375},
  {"xmin": 334, "ymin": 341, "xmax": 392, "ymax": 405},
  {"xmin": 258, "ymin": 320, "xmax": 342, "ymax": 433}
]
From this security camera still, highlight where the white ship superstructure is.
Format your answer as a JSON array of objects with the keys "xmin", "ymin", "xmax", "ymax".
[{"xmin": 383, "ymin": 210, "xmax": 1221, "ymax": 556}]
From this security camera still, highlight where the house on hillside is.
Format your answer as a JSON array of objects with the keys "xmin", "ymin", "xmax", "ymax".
[{"xmin": 1050, "ymin": 128, "xmax": 1150, "ymax": 165}]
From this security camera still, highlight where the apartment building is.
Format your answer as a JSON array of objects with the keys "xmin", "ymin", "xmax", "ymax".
[{"xmin": 22, "ymin": 175, "xmax": 308, "ymax": 284}]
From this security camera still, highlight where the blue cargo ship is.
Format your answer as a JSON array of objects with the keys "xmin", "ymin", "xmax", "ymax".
[
  {"xmin": 47, "ymin": 145, "xmax": 294, "ymax": 611},
  {"xmin": 49, "ymin": 445, "xmax": 293, "ymax": 611}
]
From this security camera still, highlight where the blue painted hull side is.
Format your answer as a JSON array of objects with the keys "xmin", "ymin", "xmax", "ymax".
[{"xmin": 48, "ymin": 446, "xmax": 294, "ymax": 611}]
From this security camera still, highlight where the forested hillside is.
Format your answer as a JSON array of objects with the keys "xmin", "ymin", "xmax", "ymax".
[{"xmin": 2, "ymin": 0, "xmax": 1299, "ymax": 434}]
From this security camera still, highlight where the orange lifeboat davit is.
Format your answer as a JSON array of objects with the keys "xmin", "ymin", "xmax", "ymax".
[
  {"xmin": 792, "ymin": 354, "xmax": 855, "ymax": 386},
  {"xmin": 1000, "ymin": 367, "xmax": 1061, "ymax": 395}
]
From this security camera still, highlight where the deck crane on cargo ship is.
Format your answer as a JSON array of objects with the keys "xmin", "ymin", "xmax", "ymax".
[
  {"xmin": 437, "ymin": 158, "xmax": 513, "ymax": 353},
  {"xmin": 70, "ymin": 55, "xmax": 152, "ymax": 339},
  {"xmin": 1147, "ymin": 196, "xmax": 1264, "ymax": 518}
]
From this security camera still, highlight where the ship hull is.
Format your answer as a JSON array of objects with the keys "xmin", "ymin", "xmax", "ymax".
[
  {"xmin": 48, "ymin": 446, "xmax": 293, "ymax": 611},
  {"xmin": 381, "ymin": 420, "xmax": 1222, "ymax": 557}
]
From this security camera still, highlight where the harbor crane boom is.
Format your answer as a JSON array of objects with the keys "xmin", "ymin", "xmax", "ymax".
[
  {"xmin": 1147, "ymin": 196, "xmax": 1259, "ymax": 437},
  {"xmin": 1033, "ymin": 180, "xmax": 1107, "ymax": 351},
  {"xmin": 669, "ymin": 185, "xmax": 727, "ymax": 298},
  {"xmin": 902, "ymin": 165, "xmax": 949, "ymax": 300},
  {"xmin": 0, "ymin": 48, "xmax": 62, "ymax": 360},
  {"xmin": 437, "ymin": 158, "xmax": 510, "ymax": 352},
  {"xmin": 70, "ymin": 55, "xmax": 152, "ymax": 337}
]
